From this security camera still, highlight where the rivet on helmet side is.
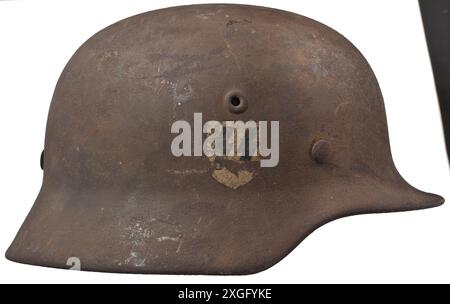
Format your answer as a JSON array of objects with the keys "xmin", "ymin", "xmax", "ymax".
[{"xmin": 311, "ymin": 139, "xmax": 331, "ymax": 164}]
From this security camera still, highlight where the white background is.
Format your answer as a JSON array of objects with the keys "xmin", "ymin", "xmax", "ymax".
[{"xmin": 0, "ymin": 0, "xmax": 449, "ymax": 283}]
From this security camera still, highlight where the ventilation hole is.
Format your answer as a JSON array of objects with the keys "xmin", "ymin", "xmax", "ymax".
[
  {"xmin": 225, "ymin": 91, "xmax": 248, "ymax": 114},
  {"xmin": 230, "ymin": 95, "xmax": 241, "ymax": 107}
]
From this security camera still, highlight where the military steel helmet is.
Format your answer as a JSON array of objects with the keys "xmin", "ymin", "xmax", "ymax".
[{"xmin": 7, "ymin": 4, "xmax": 444, "ymax": 274}]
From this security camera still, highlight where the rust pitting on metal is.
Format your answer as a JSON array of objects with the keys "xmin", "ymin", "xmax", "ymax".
[{"xmin": 225, "ymin": 19, "xmax": 252, "ymax": 27}]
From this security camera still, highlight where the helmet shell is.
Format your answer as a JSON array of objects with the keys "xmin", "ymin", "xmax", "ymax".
[{"xmin": 6, "ymin": 4, "xmax": 443, "ymax": 274}]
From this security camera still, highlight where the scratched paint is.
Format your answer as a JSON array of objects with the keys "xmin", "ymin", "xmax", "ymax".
[{"xmin": 212, "ymin": 168, "xmax": 254, "ymax": 189}]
